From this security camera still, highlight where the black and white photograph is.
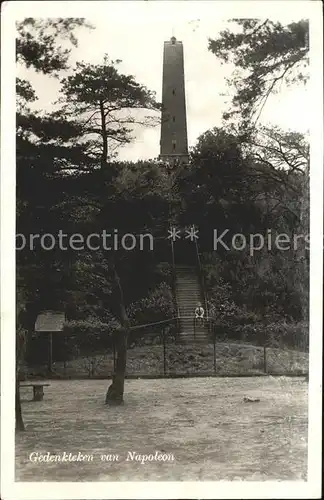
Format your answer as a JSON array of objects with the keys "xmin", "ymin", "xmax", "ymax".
[{"xmin": 1, "ymin": 1, "xmax": 323, "ymax": 499}]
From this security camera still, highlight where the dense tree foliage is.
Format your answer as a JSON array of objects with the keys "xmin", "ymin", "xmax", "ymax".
[
  {"xmin": 208, "ymin": 19, "xmax": 309, "ymax": 126},
  {"xmin": 16, "ymin": 18, "xmax": 92, "ymax": 75},
  {"xmin": 184, "ymin": 127, "xmax": 309, "ymax": 326}
]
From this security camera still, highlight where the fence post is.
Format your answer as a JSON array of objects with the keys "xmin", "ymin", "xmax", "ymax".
[
  {"xmin": 48, "ymin": 332, "xmax": 53, "ymax": 374},
  {"xmin": 113, "ymin": 340, "xmax": 116, "ymax": 373},
  {"xmin": 213, "ymin": 330, "xmax": 216, "ymax": 374},
  {"xmin": 264, "ymin": 345, "xmax": 267, "ymax": 374},
  {"xmin": 163, "ymin": 327, "xmax": 166, "ymax": 376},
  {"xmin": 63, "ymin": 336, "xmax": 67, "ymax": 377},
  {"xmin": 177, "ymin": 316, "xmax": 181, "ymax": 338}
]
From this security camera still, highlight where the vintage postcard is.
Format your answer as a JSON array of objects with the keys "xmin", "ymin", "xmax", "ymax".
[{"xmin": 1, "ymin": 0, "xmax": 323, "ymax": 499}]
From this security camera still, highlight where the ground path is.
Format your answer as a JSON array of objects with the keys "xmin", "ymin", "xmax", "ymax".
[{"xmin": 16, "ymin": 377, "xmax": 308, "ymax": 481}]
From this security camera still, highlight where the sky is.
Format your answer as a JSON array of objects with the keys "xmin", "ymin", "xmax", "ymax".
[{"xmin": 17, "ymin": 1, "xmax": 310, "ymax": 161}]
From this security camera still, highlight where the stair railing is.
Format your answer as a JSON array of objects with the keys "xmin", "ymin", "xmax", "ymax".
[
  {"xmin": 193, "ymin": 224, "xmax": 209, "ymax": 322},
  {"xmin": 170, "ymin": 232, "xmax": 181, "ymax": 330}
]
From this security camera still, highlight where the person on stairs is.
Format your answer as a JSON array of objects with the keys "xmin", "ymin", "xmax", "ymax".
[{"xmin": 194, "ymin": 302, "xmax": 205, "ymax": 326}]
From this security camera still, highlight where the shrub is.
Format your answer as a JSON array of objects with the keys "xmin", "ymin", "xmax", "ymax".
[
  {"xmin": 234, "ymin": 321, "xmax": 308, "ymax": 351},
  {"xmin": 201, "ymin": 248, "xmax": 308, "ymax": 323},
  {"xmin": 127, "ymin": 282, "xmax": 175, "ymax": 325},
  {"xmin": 155, "ymin": 262, "xmax": 172, "ymax": 283},
  {"xmin": 63, "ymin": 317, "xmax": 119, "ymax": 357}
]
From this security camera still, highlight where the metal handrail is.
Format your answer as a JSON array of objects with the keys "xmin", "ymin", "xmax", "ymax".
[
  {"xmin": 170, "ymin": 232, "xmax": 180, "ymax": 320},
  {"xmin": 131, "ymin": 315, "xmax": 210, "ymax": 329},
  {"xmin": 193, "ymin": 224, "xmax": 209, "ymax": 320},
  {"xmin": 129, "ymin": 317, "xmax": 178, "ymax": 331}
]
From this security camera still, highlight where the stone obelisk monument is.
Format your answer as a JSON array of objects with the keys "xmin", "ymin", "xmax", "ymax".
[{"xmin": 159, "ymin": 36, "xmax": 189, "ymax": 164}]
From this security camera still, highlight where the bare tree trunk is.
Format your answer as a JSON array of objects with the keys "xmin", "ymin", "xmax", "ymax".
[
  {"xmin": 105, "ymin": 263, "xmax": 129, "ymax": 405},
  {"xmin": 105, "ymin": 328, "xmax": 128, "ymax": 405},
  {"xmin": 16, "ymin": 277, "xmax": 28, "ymax": 431},
  {"xmin": 16, "ymin": 325, "xmax": 27, "ymax": 431},
  {"xmin": 15, "ymin": 366, "xmax": 25, "ymax": 431}
]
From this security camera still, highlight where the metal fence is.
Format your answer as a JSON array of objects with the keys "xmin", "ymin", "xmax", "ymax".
[{"xmin": 23, "ymin": 317, "xmax": 308, "ymax": 380}]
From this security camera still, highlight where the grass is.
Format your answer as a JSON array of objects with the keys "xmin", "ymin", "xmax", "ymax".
[
  {"xmin": 25, "ymin": 342, "xmax": 308, "ymax": 379},
  {"xmin": 16, "ymin": 377, "xmax": 308, "ymax": 481}
]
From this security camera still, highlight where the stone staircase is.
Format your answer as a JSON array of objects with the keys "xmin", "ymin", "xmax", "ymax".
[{"xmin": 175, "ymin": 265, "xmax": 209, "ymax": 343}]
